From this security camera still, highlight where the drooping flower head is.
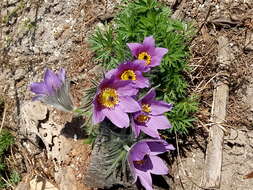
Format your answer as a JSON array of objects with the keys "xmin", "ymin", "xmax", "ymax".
[
  {"xmin": 93, "ymin": 77, "xmax": 141, "ymax": 128},
  {"xmin": 128, "ymin": 139, "xmax": 175, "ymax": 190},
  {"xmin": 131, "ymin": 89, "xmax": 172, "ymax": 138},
  {"xmin": 106, "ymin": 61, "xmax": 150, "ymax": 89},
  {"xmin": 30, "ymin": 68, "xmax": 74, "ymax": 112},
  {"xmin": 127, "ymin": 36, "xmax": 168, "ymax": 68}
]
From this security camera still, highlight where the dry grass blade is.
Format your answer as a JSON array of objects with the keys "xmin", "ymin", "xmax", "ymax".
[
  {"xmin": 0, "ymin": 105, "xmax": 7, "ymax": 134},
  {"xmin": 1, "ymin": 176, "xmax": 14, "ymax": 189}
]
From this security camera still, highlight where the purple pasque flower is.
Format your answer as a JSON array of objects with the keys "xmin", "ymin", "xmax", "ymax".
[
  {"xmin": 128, "ymin": 139, "xmax": 175, "ymax": 190},
  {"xmin": 140, "ymin": 89, "xmax": 173, "ymax": 116},
  {"xmin": 105, "ymin": 61, "xmax": 150, "ymax": 88},
  {"xmin": 92, "ymin": 76, "xmax": 141, "ymax": 128},
  {"xmin": 131, "ymin": 89, "xmax": 172, "ymax": 138},
  {"xmin": 127, "ymin": 36, "xmax": 168, "ymax": 68},
  {"xmin": 30, "ymin": 68, "xmax": 74, "ymax": 112}
]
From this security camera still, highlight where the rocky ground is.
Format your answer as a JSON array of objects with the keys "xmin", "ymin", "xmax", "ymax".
[
  {"xmin": 1, "ymin": 0, "xmax": 253, "ymax": 189},
  {"xmin": 170, "ymin": 0, "xmax": 253, "ymax": 189},
  {"xmin": 1, "ymin": 0, "xmax": 119, "ymax": 189}
]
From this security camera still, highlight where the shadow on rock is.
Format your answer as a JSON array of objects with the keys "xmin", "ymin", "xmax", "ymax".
[{"xmin": 61, "ymin": 116, "xmax": 86, "ymax": 139}]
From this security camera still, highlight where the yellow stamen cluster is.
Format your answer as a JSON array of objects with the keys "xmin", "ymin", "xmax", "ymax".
[
  {"xmin": 142, "ymin": 104, "xmax": 151, "ymax": 113},
  {"xmin": 138, "ymin": 52, "xmax": 151, "ymax": 65},
  {"xmin": 98, "ymin": 88, "xmax": 119, "ymax": 108},
  {"xmin": 136, "ymin": 114, "xmax": 150, "ymax": 123},
  {"xmin": 120, "ymin": 70, "xmax": 136, "ymax": 81}
]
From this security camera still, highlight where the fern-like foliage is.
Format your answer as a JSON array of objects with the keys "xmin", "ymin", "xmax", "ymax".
[
  {"xmin": 0, "ymin": 130, "xmax": 14, "ymax": 156},
  {"xmin": 89, "ymin": 0, "xmax": 198, "ymax": 134}
]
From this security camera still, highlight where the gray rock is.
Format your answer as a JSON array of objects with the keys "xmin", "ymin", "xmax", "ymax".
[
  {"xmin": 15, "ymin": 182, "xmax": 30, "ymax": 190},
  {"xmin": 14, "ymin": 68, "xmax": 26, "ymax": 80}
]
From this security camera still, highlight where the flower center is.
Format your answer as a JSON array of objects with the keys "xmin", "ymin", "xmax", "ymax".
[
  {"xmin": 120, "ymin": 70, "xmax": 136, "ymax": 81},
  {"xmin": 133, "ymin": 155, "xmax": 152, "ymax": 171},
  {"xmin": 138, "ymin": 52, "xmax": 151, "ymax": 65},
  {"xmin": 133, "ymin": 160, "xmax": 145, "ymax": 166},
  {"xmin": 142, "ymin": 104, "xmax": 151, "ymax": 113},
  {"xmin": 136, "ymin": 114, "xmax": 150, "ymax": 123},
  {"xmin": 98, "ymin": 88, "xmax": 119, "ymax": 108}
]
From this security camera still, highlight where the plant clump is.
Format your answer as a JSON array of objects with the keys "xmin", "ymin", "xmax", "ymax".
[
  {"xmin": 0, "ymin": 130, "xmax": 20, "ymax": 188},
  {"xmin": 29, "ymin": 0, "xmax": 199, "ymax": 189},
  {"xmin": 89, "ymin": 0, "xmax": 198, "ymax": 134},
  {"xmin": 30, "ymin": 35, "xmax": 175, "ymax": 189}
]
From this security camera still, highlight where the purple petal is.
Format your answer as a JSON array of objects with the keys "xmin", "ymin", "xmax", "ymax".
[
  {"xmin": 165, "ymin": 144, "xmax": 175, "ymax": 151},
  {"xmin": 147, "ymin": 115, "xmax": 171, "ymax": 129},
  {"xmin": 141, "ymin": 126, "xmax": 161, "ymax": 139},
  {"xmin": 135, "ymin": 72, "xmax": 150, "ymax": 88},
  {"xmin": 131, "ymin": 117, "xmax": 141, "ymax": 137},
  {"xmin": 92, "ymin": 105, "xmax": 105, "ymax": 124},
  {"xmin": 147, "ymin": 140, "xmax": 174, "ymax": 155},
  {"xmin": 150, "ymin": 101, "xmax": 172, "ymax": 115},
  {"xmin": 154, "ymin": 47, "xmax": 168, "ymax": 58},
  {"xmin": 143, "ymin": 36, "xmax": 156, "ymax": 54},
  {"xmin": 149, "ymin": 155, "xmax": 169, "ymax": 175},
  {"xmin": 119, "ymin": 96, "xmax": 141, "ymax": 113},
  {"xmin": 99, "ymin": 77, "xmax": 138, "ymax": 98},
  {"xmin": 127, "ymin": 43, "xmax": 142, "ymax": 57},
  {"xmin": 112, "ymin": 79, "xmax": 131, "ymax": 88},
  {"xmin": 30, "ymin": 82, "xmax": 49, "ymax": 95},
  {"xmin": 98, "ymin": 75, "xmax": 124, "ymax": 90},
  {"xmin": 99, "ymin": 77, "xmax": 113, "ymax": 89},
  {"xmin": 134, "ymin": 139, "xmax": 175, "ymax": 155},
  {"xmin": 132, "ymin": 60, "xmax": 151, "ymax": 72},
  {"xmin": 102, "ymin": 106, "xmax": 129, "ymax": 128},
  {"xmin": 117, "ymin": 62, "xmax": 133, "ymax": 73},
  {"xmin": 130, "ymin": 141, "xmax": 150, "ymax": 161},
  {"xmin": 132, "ymin": 60, "xmax": 150, "ymax": 72},
  {"xmin": 143, "ymin": 36, "xmax": 155, "ymax": 48},
  {"xmin": 117, "ymin": 85, "xmax": 138, "ymax": 96},
  {"xmin": 141, "ymin": 89, "xmax": 156, "ymax": 103},
  {"xmin": 136, "ymin": 170, "xmax": 153, "ymax": 190},
  {"xmin": 44, "ymin": 69, "xmax": 62, "ymax": 92},
  {"xmin": 150, "ymin": 56, "xmax": 162, "ymax": 67},
  {"xmin": 105, "ymin": 69, "xmax": 117, "ymax": 78},
  {"xmin": 128, "ymin": 61, "xmax": 149, "ymax": 73}
]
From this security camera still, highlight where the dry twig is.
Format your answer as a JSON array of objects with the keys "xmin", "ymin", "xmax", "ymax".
[
  {"xmin": 201, "ymin": 36, "xmax": 231, "ymax": 189},
  {"xmin": 0, "ymin": 105, "xmax": 7, "ymax": 134}
]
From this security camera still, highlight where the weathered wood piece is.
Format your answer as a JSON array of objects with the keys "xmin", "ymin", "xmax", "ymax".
[{"xmin": 201, "ymin": 36, "xmax": 232, "ymax": 189}]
